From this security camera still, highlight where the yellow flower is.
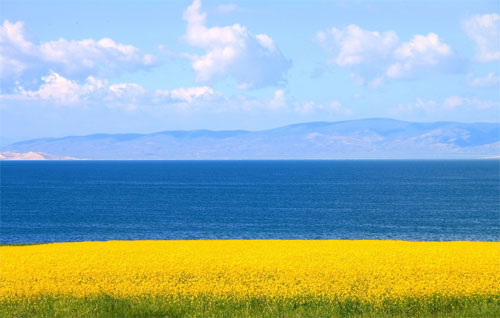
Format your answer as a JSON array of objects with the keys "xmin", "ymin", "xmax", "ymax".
[{"xmin": 1, "ymin": 240, "xmax": 498, "ymax": 301}]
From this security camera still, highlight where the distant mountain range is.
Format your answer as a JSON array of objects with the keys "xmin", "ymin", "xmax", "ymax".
[
  {"xmin": 2, "ymin": 118, "xmax": 499, "ymax": 159},
  {"xmin": 0, "ymin": 151, "xmax": 79, "ymax": 160}
]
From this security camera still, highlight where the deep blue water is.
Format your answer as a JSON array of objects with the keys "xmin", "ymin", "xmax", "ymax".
[{"xmin": 1, "ymin": 160, "xmax": 499, "ymax": 243}]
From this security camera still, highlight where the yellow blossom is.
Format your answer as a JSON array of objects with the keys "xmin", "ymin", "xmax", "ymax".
[{"xmin": 1, "ymin": 240, "xmax": 498, "ymax": 301}]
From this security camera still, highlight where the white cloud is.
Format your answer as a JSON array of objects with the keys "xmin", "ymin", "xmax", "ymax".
[
  {"xmin": 3, "ymin": 71, "xmax": 218, "ymax": 107},
  {"xmin": 463, "ymin": 14, "xmax": 500, "ymax": 62},
  {"xmin": 228, "ymin": 91, "xmax": 350, "ymax": 114},
  {"xmin": 387, "ymin": 33, "xmax": 452, "ymax": 79},
  {"xmin": 392, "ymin": 99, "xmax": 439, "ymax": 115},
  {"xmin": 214, "ymin": 4, "xmax": 238, "ymax": 14},
  {"xmin": 442, "ymin": 96, "xmax": 464, "ymax": 109},
  {"xmin": 38, "ymin": 38, "xmax": 156, "ymax": 73},
  {"xmin": 0, "ymin": 20, "xmax": 158, "ymax": 83},
  {"xmin": 2, "ymin": 72, "xmax": 330, "ymax": 116},
  {"xmin": 269, "ymin": 89, "xmax": 286, "ymax": 109},
  {"xmin": 295, "ymin": 101, "xmax": 316, "ymax": 114},
  {"xmin": 0, "ymin": 20, "xmax": 34, "ymax": 79},
  {"xmin": 295, "ymin": 100, "xmax": 352, "ymax": 115},
  {"xmin": 168, "ymin": 86, "xmax": 218, "ymax": 103},
  {"xmin": 18, "ymin": 72, "xmax": 88, "ymax": 104},
  {"xmin": 182, "ymin": 0, "xmax": 290, "ymax": 89},
  {"xmin": 369, "ymin": 77, "xmax": 385, "ymax": 88},
  {"xmin": 108, "ymin": 83, "xmax": 147, "ymax": 106},
  {"xmin": 443, "ymin": 96, "xmax": 498, "ymax": 110},
  {"xmin": 0, "ymin": 20, "xmax": 34, "ymax": 53},
  {"xmin": 467, "ymin": 72, "xmax": 500, "ymax": 87},
  {"xmin": 392, "ymin": 96, "xmax": 499, "ymax": 117},
  {"xmin": 316, "ymin": 25, "xmax": 398, "ymax": 66},
  {"xmin": 1, "ymin": 71, "xmax": 296, "ymax": 113},
  {"xmin": 255, "ymin": 34, "xmax": 275, "ymax": 52},
  {"xmin": 328, "ymin": 100, "xmax": 352, "ymax": 115},
  {"xmin": 316, "ymin": 25, "xmax": 455, "ymax": 84},
  {"xmin": 13, "ymin": 72, "xmax": 130, "ymax": 105}
]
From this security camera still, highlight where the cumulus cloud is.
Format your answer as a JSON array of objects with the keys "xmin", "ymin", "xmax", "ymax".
[
  {"xmin": 467, "ymin": 72, "xmax": 500, "ymax": 87},
  {"xmin": 315, "ymin": 25, "xmax": 456, "ymax": 84},
  {"xmin": 316, "ymin": 25, "xmax": 398, "ymax": 67},
  {"xmin": 3, "ymin": 71, "xmax": 219, "ymax": 107},
  {"xmin": 108, "ymin": 83, "xmax": 147, "ymax": 107},
  {"xmin": 386, "ymin": 33, "xmax": 452, "ymax": 79},
  {"xmin": 166, "ymin": 86, "xmax": 218, "ymax": 103},
  {"xmin": 182, "ymin": 0, "xmax": 290, "ymax": 89},
  {"xmin": 0, "ymin": 20, "xmax": 158, "ymax": 84},
  {"xmin": 463, "ymin": 14, "xmax": 500, "ymax": 62},
  {"xmin": 17, "ymin": 72, "xmax": 92, "ymax": 104},
  {"xmin": 11, "ymin": 72, "xmax": 143, "ymax": 106}
]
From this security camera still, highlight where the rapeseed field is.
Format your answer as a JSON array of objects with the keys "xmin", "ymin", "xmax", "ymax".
[{"xmin": 1, "ymin": 240, "xmax": 499, "ymax": 317}]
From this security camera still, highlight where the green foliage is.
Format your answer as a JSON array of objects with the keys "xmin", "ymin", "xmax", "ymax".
[{"xmin": 1, "ymin": 295, "xmax": 499, "ymax": 318}]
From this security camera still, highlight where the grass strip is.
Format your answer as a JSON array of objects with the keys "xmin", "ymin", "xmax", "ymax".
[{"xmin": 1, "ymin": 295, "xmax": 499, "ymax": 318}]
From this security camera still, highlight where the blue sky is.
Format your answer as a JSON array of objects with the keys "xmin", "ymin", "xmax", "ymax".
[{"xmin": 1, "ymin": 0, "xmax": 499, "ymax": 144}]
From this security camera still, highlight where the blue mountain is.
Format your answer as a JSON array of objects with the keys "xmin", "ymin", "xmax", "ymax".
[{"xmin": 3, "ymin": 118, "xmax": 499, "ymax": 159}]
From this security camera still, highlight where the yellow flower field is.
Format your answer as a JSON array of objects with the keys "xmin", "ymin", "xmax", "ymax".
[{"xmin": 1, "ymin": 240, "xmax": 499, "ymax": 302}]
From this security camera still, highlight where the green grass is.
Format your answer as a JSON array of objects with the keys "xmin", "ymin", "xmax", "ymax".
[{"xmin": 1, "ymin": 295, "xmax": 499, "ymax": 318}]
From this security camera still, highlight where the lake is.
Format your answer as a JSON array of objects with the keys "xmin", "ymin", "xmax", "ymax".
[{"xmin": 1, "ymin": 160, "xmax": 499, "ymax": 243}]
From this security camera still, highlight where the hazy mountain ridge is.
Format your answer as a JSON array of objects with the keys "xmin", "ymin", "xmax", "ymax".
[
  {"xmin": 0, "ymin": 151, "xmax": 80, "ymax": 160},
  {"xmin": 3, "ymin": 119, "xmax": 499, "ymax": 159}
]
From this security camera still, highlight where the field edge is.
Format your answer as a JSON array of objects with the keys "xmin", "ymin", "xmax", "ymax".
[{"xmin": 1, "ymin": 294, "xmax": 499, "ymax": 318}]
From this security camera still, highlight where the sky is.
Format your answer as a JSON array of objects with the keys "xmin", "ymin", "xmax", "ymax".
[{"xmin": 1, "ymin": 0, "xmax": 499, "ymax": 144}]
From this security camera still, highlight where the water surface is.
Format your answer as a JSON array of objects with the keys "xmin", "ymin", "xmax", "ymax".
[{"xmin": 1, "ymin": 160, "xmax": 499, "ymax": 243}]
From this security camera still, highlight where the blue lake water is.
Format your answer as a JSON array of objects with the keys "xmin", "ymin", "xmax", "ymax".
[{"xmin": 1, "ymin": 160, "xmax": 499, "ymax": 243}]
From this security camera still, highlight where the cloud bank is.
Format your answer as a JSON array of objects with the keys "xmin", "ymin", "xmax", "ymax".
[{"xmin": 3, "ymin": 71, "xmax": 219, "ymax": 109}]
